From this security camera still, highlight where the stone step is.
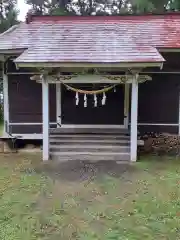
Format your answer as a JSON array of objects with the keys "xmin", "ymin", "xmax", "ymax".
[
  {"xmin": 50, "ymin": 128, "xmax": 129, "ymax": 134},
  {"xmin": 50, "ymin": 144, "xmax": 130, "ymax": 152},
  {"xmin": 49, "ymin": 139, "xmax": 130, "ymax": 145},
  {"xmin": 50, "ymin": 152, "xmax": 130, "ymax": 161}
]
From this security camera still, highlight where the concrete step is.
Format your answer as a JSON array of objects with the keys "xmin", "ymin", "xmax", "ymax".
[
  {"xmin": 50, "ymin": 128, "xmax": 129, "ymax": 134},
  {"xmin": 50, "ymin": 144, "xmax": 130, "ymax": 152},
  {"xmin": 49, "ymin": 139, "xmax": 130, "ymax": 145},
  {"xmin": 50, "ymin": 152, "xmax": 130, "ymax": 161},
  {"xmin": 49, "ymin": 134, "xmax": 130, "ymax": 140}
]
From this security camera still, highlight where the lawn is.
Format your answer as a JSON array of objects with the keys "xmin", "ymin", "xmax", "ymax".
[{"xmin": 0, "ymin": 154, "xmax": 180, "ymax": 239}]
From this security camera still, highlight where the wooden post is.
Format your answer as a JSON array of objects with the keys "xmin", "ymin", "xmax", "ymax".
[
  {"xmin": 124, "ymin": 83, "xmax": 130, "ymax": 129},
  {"xmin": 42, "ymin": 75, "xmax": 49, "ymax": 161},
  {"xmin": 56, "ymin": 83, "xmax": 61, "ymax": 127},
  {"xmin": 130, "ymin": 74, "xmax": 138, "ymax": 162},
  {"xmin": 3, "ymin": 72, "xmax": 9, "ymax": 134},
  {"xmin": 179, "ymin": 90, "xmax": 180, "ymax": 136}
]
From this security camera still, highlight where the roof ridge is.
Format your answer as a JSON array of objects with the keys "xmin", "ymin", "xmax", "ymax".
[
  {"xmin": 26, "ymin": 12, "xmax": 180, "ymax": 23},
  {"xmin": 30, "ymin": 11, "xmax": 180, "ymax": 18}
]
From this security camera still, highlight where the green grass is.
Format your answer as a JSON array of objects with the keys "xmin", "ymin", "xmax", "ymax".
[{"xmin": 0, "ymin": 154, "xmax": 180, "ymax": 239}]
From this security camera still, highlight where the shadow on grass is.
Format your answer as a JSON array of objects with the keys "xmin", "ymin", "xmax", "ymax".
[
  {"xmin": 34, "ymin": 160, "xmax": 137, "ymax": 182},
  {"xmin": 24, "ymin": 153, "xmax": 180, "ymax": 183}
]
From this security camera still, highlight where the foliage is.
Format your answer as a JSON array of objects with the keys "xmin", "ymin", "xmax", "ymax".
[
  {"xmin": 0, "ymin": 0, "xmax": 18, "ymax": 125},
  {"xmin": 0, "ymin": 105, "xmax": 3, "ymax": 122},
  {"xmin": 0, "ymin": 0, "xmax": 18, "ymax": 33},
  {"xmin": 25, "ymin": 0, "xmax": 180, "ymax": 16}
]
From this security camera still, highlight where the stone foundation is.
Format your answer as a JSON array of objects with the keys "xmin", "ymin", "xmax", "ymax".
[{"xmin": 0, "ymin": 140, "xmax": 17, "ymax": 153}]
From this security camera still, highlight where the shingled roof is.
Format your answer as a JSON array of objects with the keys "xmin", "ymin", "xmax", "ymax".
[{"xmin": 1, "ymin": 13, "xmax": 180, "ymax": 66}]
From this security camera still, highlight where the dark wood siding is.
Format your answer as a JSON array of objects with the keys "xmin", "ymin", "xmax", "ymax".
[
  {"xmin": 49, "ymin": 85, "xmax": 56, "ymax": 122},
  {"xmin": 9, "ymin": 124, "xmax": 57, "ymax": 134},
  {"xmin": 7, "ymin": 73, "xmax": 180, "ymax": 135},
  {"xmin": 143, "ymin": 53, "xmax": 180, "ymax": 72},
  {"xmin": 138, "ymin": 125, "xmax": 178, "ymax": 134},
  {"xmin": 138, "ymin": 74, "xmax": 180, "ymax": 134},
  {"xmin": 8, "ymin": 75, "xmax": 56, "ymax": 134}
]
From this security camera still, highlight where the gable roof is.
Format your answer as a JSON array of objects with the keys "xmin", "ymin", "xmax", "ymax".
[{"xmin": 1, "ymin": 13, "xmax": 180, "ymax": 67}]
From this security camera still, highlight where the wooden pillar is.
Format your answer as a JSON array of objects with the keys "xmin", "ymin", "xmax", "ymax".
[
  {"xmin": 130, "ymin": 74, "xmax": 139, "ymax": 162},
  {"xmin": 124, "ymin": 83, "xmax": 130, "ymax": 129},
  {"xmin": 179, "ymin": 90, "xmax": 180, "ymax": 136},
  {"xmin": 42, "ymin": 75, "xmax": 49, "ymax": 161},
  {"xmin": 3, "ymin": 72, "xmax": 9, "ymax": 134},
  {"xmin": 56, "ymin": 83, "xmax": 61, "ymax": 127}
]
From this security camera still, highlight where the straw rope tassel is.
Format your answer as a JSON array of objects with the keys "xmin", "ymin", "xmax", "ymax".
[
  {"xmin": 102, "ymin": 92, "xmax": 106, "ymax": 105},
  {"xmin": 94, "ymin": 94, "xmax": 97, "ymax": 107},
  {"xmin": 75, "ymin": 92, "xmax": 79, "ymax": 106},
  {"xmin": 84, "ymin": 94, "xmax": 87, "ymax": 107}
]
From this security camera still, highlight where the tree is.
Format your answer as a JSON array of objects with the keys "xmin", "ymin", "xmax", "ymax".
[
  {"xmin": 130, "ymin": 0, "xmax": 180, "ymax": 13},
  {"xmin": 26, "ymin": 0, "xmax": 52, "ymax": 15},
  {"xmin": 0, "ymin": 0, "xmax": 18, "ymax": 104},
  {"xmin": 25, "ymin": 0, "xmax": 180, "ymax": 17},
  {"xmin": 0, "ymin": 0, "xmax": 18, "ymax": 33},
  {"xmin": 168, "ymin": 0, "xmax": 180, "ymax": 11},
  {"xmin": 49, "ymin": 0, "xmax": 73, "ymax": 15}
]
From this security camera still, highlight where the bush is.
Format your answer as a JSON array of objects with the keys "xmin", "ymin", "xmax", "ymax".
[{"xmin": 0, "ymin": 104, "xmax": 3, "ymax": 122}]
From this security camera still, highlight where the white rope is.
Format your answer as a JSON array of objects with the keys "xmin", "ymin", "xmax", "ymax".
[
  {"xmin": 75, "ymin": 92, "xmax": 79, "ymax": 106},
  {"xmin": 84, "ymin": 94, "xmax": 87, "ymax": 107},
  {"xmin": 102, "ymin": 92, "xmax": 106, "ymax": 106},
  {"xmin": 94, "ymin": 94, "xmax": 97, "ymax": 107}
]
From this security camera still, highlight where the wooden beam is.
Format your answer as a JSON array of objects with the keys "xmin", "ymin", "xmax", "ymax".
[
  {"xmin": 179, "ymin": 91, "xmax": 180, "ymax": 136},
  {"xmin": 159, "ymin": 48, "xmax": 180, "ymax": 52},
  {"xmin": 56, "ymin": 83, "xmax": 61, "ymax": 127},
  {"xmin": 42, "ymin": 76, "xmax": 49, "ymax": 161},
  {"xmin": 3, "ymin": 72, "xmax": 9, "ymax": 134},
  {"xmin": 16, "ymin": 62, "xmax": 163, "ymax": 69},
  {"xmin": 124, "ymin": 83, "xmax": 130, "ymax": 129},
  {"xmin": 130, "ymin": 74, "xmax": 138, "ymax": 162},
  {"xmin": 31, "ymin": 74, "xmax": 152, "ymax": 84}
]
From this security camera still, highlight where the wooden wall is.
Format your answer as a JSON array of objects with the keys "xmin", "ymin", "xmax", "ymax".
[
  {"xmin": 138, "ymin": 74, "xmax": 180, "ymax": 134},
  {"xmin": 6, "ymin": 74, "xmax": 180, "ymax": 134},
  {"xmin": 8, "ymin": 75, "xmax": 56, "ymax": 134}
]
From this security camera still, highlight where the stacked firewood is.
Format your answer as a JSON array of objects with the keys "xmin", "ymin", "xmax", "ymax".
[{"xmin": 140, "ymin": 132, "xmax": 180, "ymax": 156}]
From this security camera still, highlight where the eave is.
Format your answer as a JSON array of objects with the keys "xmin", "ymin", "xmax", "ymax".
[
  {"xmin": 0, "ymin": 49, "xmax": 26, "ymax": 55},
  {"xmin": 15, "ymin": 61, "xmax": 164, "ymax": 69},
  {"xmin": 158, "ymin": 48, "xmax": 180, "ymax": 52}
]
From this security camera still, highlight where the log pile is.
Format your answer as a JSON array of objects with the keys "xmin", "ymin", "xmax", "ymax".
[{"xmin": 140, "ymin": 133, "xmax": 180, "ymax": 156}]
